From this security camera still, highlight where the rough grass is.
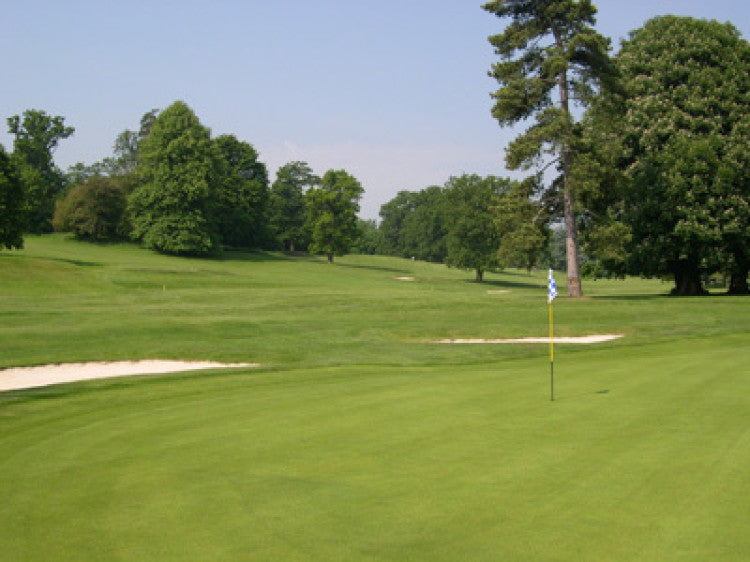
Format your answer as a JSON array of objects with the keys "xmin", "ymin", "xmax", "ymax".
[{"xmin": 1, "ymin": 235, "xmax": 748, "ymax": 560}]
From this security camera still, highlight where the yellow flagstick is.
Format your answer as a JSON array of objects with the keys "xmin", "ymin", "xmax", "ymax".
[
  {"xmin": 547, "ymin": 268, "xmax": 557, "ymax": 402},
  {"xmin": 549, "ymin": 300, "xmax": 554, "ymax": 401},
  {"xmin": 547, "ymin": 268, "xmax": 557, "ymax": 401}
]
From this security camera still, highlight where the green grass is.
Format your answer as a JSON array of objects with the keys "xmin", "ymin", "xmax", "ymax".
[{"xmin": 1, "ymin": 235, "xmax": 749, "ymax": 560}]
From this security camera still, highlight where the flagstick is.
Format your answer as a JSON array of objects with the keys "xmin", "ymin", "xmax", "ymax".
[
  {"xmin": 549, "ymin": 300, "xmax": 554, "ymax": 401},
  {"xmin": 547, "ymin": 269, "xmax": 557, "ymax": 402}
]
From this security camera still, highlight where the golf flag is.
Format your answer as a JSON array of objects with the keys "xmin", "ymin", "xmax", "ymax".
[
  {"xmin": 548, "ymin": 269, "xmax": 556, "ymax": 401},
  {"xmin": 548, "ymin": 269, "xmax": 558, "ymax": 303}
]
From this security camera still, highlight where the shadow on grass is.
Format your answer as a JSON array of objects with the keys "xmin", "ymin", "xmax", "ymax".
[
  {"xmin": 472, "ymin": 278, "xmax": 544, "ymax": 290},
  {"xmin": 0, "ymin": 253, "xmax": 103, "ymax": 268},
  {"xmin": 591, "ymin": 294, "xmax": 668, "ymax": 301},
  {"xmin": 218, "ymin": 250, "xmax": 314, "ymax": 263},
  {"xmin": 42, "ymin": 257, "xmax": 104, "ymax": 267},
  {"xmin": 493, "ymin": 269, "xmax": 538, "ymax": 278},
  {"xmin": 591, "ymin": 292, "xmax": 745, "ymax": 300},
  {"xmin": 548, "ymin": 388, "xmax": 614, "ymax": 403},
  {"xmin": 0, "ymin": 385, "xmax": 80, "ymax": 404},
  {"xmin": 335, "ymin": 262, "xmax": 412, "ymax": 275}
]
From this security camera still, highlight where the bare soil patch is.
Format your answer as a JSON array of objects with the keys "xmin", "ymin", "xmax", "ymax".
[{"xmin": 0, "ymin": 360, "xmax": 258, "ymax": 392}]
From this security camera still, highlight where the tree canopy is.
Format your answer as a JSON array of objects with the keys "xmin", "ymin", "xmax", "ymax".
[
  {"xmin": 444, "ymin": 174, "xmax": 510, "ymax": 282},
  {"xmin": 0, "ymin": 145, "xmax": 25, "ymax": 250},
  {"xmin": 53, "ymin": 175, "xmax": 129, "ymax": 241},
  {"xmin": 494, "ymin": 178, "xmax": 548, "ymax": 272},
  {"xmin": 7, "ymin": 109, "xmax": 74, "ymax": 233},
  {"xmin": 306, "ymin": 169, "xmax": 363, "ymax": 263},
  {"xmin": 378, "ymin": 186, "xmax": 450, "ymax": 263},
  {"xmin": 213, "ymin": 134, "xmax": 269, "ymax": 248},
  {"xmin": 616, "ymin": 16, "xmax": 750, "ymax": 295},
  {"xmin": 269, "ymin": 161, "xmax": 319, "ymax": 252},
  {"xmin": 128, "ymin": 101, "xmax": 221, "ymax": 255}
]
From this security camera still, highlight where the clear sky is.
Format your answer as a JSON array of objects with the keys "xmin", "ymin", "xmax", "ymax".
[{"xmin": 2, "ymin": 0, "xmax": 748, "ymax": 219}]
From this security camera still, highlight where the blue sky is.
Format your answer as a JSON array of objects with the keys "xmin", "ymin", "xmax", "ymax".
[{"xmin": 2, "ymin": 0, "xmax": 748, "ymax": 219}]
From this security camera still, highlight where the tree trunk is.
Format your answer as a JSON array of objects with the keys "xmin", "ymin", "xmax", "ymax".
[
  {"xmin": 562, "ymin": 144, "xmax": 583, "ymax": 298},
  {"xmin": 553, "ymin": 27, "xmax": 583, "ymax": 298},
  {"xmin": 728, "ymin": 268, "xmax": 749, "ymax": 295},
  {"xmin": 326, "ymin": 252, "xmax": 334, "ymax": 264},
  {"xmin": 672, "ymin": 262, "xmax": 705, "ymax": 296},
  {"xmin": 475, "ymin": 268, "xmax": 484, "ymax": 283}
]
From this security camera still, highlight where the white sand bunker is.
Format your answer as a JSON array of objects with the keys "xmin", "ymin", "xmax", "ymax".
[
  {"xmin": 0, "ymin": 360, "xmax": 258, "ymax": 392},
  {"xmin": 436, "ymin": 334, "xmax": 623, "ymax": 344},
  {"xmin": 394, "ymin": 276, "xmax": 416, "ymax": 281}
]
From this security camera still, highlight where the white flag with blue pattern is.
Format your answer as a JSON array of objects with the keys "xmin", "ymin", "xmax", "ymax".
[{"xmin": 548, "ymin": 269, "xmax": 558, "ymax": 303}]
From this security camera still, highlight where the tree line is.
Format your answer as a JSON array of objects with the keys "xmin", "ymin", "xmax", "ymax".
[
  {"xmin": 1, "ymin": 101, "xmax": 363, "ymax": 262},
  {"xmin": 375, "ymin": 175, "xmax": 548, "ymax": 282},
  {"xmin": 0, "ymin": 98, "xmax": 548, "ymax": 283},
  {"xmin": 1, "ymin": 4, "xmax": 747, "ymax": 295}
]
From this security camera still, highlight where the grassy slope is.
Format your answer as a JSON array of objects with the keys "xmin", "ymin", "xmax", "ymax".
[
  {"xmin": 1, "ymin": 235, "xmax": 749, "ymax": 560},
  {"xmin": 1, "ymin": 235, "xmax": 745, "ymax": 368}
]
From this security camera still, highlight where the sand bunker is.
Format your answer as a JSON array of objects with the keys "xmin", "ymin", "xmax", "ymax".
[
  {"xmin": 436, "ymin": 334, "xmax": 623, "ymax": 344},
  {"xmin": 394, "ymin": 276, "xmax": 416, "ymax": 281},
  {"xmin": 0, "ymin": 360, "xmax": 258, "ymax": 392}
]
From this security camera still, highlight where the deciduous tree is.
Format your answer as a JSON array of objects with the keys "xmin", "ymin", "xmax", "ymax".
[
  {"xmin": 128, "ymin": 101, "xmax": 220, "ymax": 255},
  {"xmin": 53, "ymin": 175, "xmax": 128, "ymax": 241},
  {"xmin": 494, "ymin": 179, "xmax": 548, "ymax": 272},
  {"xmin": 269, "ymin": 161, "xmax": 318, "ymax": 251},
  {"xmin": 378, "ymin": 186, "xmax": 450, "ymax": 262},
  {"xmin": 378, "ymin": 190, "xmax": 418, "ymax": 257},
  {"xmin": 213, "ymin": 134, "xmax": 269, "ymax": 248},
  {"xmin": 0, "ymin": 145, "xmax": 25, "ymax": 249},
  {"xmin": 306, "ymin": 169, "xmax": 363, "ymax": 263},
  {"xmin": 569, "ymin": 85, "xmax": 631, "ymax": 278},
  {"xmin": 7, "ymin": 109, "xmax": 74, "ymax": 233},
  {"xmin": 616, "ymin": 16, "xmax": 749, "ymax": 295},
  {"xmin": 400, "ymin": 186, "xmax": 450, "ymax": 263},
  {"xmin": 352, "ymin": 219, "xmax": 381, "ymax": 255},
  {"xmin": 444, "ymin": 174, "xmax": 509, "ymax": 282},
  {"xmin": 103, "ymin": 108, "xmax": 159, "ymax": 177},
  {"xmin": 66, "ymin": 162, "xmax": 106, "ymax": 186}
]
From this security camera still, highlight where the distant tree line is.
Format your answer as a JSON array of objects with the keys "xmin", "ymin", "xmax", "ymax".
[
  {"xmin": 0, "ymin": 101, "xmax": 364, "ymax": 262},
  {"xmin": 376, "ymin": 174, "xmax": 547, "ymax": 282}
]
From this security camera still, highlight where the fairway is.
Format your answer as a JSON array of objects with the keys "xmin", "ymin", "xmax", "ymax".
[{"xmin": 1, "ymin": 236, "xmax": 749, "ymax": 561}]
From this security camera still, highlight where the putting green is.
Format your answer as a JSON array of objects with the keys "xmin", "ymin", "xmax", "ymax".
[{"xmin": 1, "ymin": 335, "xmax": 747, "ymax": 561}]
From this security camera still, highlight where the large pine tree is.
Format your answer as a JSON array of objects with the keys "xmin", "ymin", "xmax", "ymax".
[{"xmin": 483, "ymin": 0, "xmax": 614, "ymax": 296}]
